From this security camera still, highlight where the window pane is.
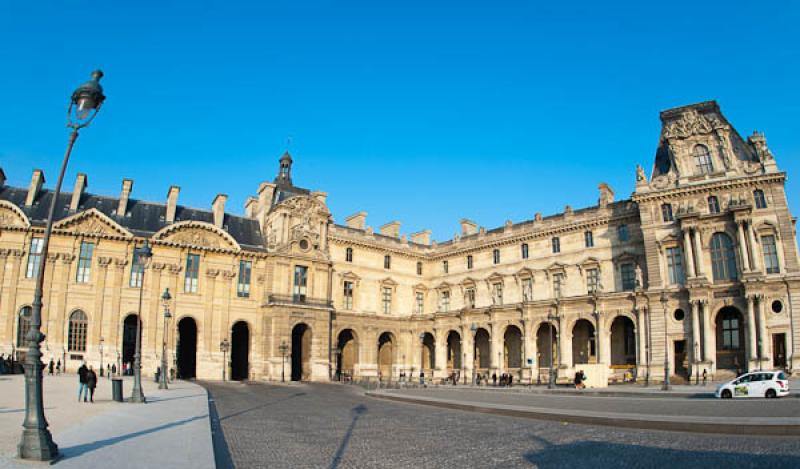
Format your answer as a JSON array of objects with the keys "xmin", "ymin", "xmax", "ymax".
[
  {"xmin": 237, "ymin": 260, "xmax": 252, "ymax": 297},
  {"xmin": 620, "ymin": 263, "xmax": 636, "ymax": 291},
  {"xmin": 76, "ymin": 242, "xmax": 94, "ymax": 283},
  {"xmin": 184, "ymin": 254, "xmax": 200, "ymax": 293},
  {"xmin": 762, "ymin": 235, "xmax": 780, "ymax": 274},
  {"xmin": 26, "ymin": 238, "xmax": 43, "ymax": 279}
]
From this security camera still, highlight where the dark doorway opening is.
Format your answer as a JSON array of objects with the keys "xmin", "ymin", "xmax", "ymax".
[
  {"xmin": 773, "ymin": 333, "xmax": 787, "ymax": 369},
  {"xmin": 715, "ymin": 306, "xmax": 745, "ymax": 370},
  {"xmin": 122, "ymin": 314, "xmax": 140, "ymax": 372},
  {"xmin": 336, "ymin": 329, "xmax": 357, "ymax": 381},
  {"xmin": 674, "ymin": 340, "xmax": 688, "ymax": 379},
  {"xmin": 291, "ymin": 323, "xmax": 311, "ymax": 381},
  {"xmin": 231, "ymin": 321, "xmax": 250, "ymax": 381},
  {"xmin": 177, "ymin": 317, "xmax": 198, "ymax": 379}
]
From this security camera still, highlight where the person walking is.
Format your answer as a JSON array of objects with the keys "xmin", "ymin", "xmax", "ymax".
[
  {"xmin": 48, "ymin": 359, "xmax": 55, "ymax": 376},
  {"xmin": 56, "ymin": 359, "xmax": 61, "ymax": 375},
  {"xmin": 86, "ymin": 366, "xmax": 98, "ymax": 403},
  {"xmin": 106, "ymin": 363, "xmax": 111, "ymax": 379},
  {"xmin": 111, "ymin": 363, "xmax": 117, "ymax": 378},
  {"xmin": 492, "ymin": 372, "xmax": 497, "ymax": 386},
  {"xmin": 78, "ymin": 362, "xmax": 89, "ymax": 402}
]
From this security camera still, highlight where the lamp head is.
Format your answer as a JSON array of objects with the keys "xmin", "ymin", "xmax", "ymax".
[{"xmin": 69, "ymin": 70, "xmax": 106, "ymax": 128}]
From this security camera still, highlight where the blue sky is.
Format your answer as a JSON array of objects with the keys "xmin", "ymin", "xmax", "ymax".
[{"xmin": 1, "ymin": 1, "xmax": 798, "ymax": 241}]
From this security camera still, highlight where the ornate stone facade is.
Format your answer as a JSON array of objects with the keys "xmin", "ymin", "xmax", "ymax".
[{"xmin": 0, "ymin": 101, "xmax": 797, "ymax": 383}]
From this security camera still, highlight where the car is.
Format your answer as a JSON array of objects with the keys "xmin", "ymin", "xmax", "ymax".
[{"xmin": 715, "ymin": 370, "xmax": 790, "ymax": 399}]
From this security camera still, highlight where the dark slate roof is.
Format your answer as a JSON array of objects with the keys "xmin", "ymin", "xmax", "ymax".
[{"xmin": 0, "ymin": 185, "xmax": 266, "ymax": 251}]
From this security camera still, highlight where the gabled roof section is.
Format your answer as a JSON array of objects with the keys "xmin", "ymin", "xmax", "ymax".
[{"xmin": 53, "ymin": 208, "xmax": 133, "ymax": 239}]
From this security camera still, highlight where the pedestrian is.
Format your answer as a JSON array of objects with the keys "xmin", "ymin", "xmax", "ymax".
[
  {"xmin": 78, "ymin": 362, "xmax": 89, "ymax": 402},
  {"xmin": 419, "ymin": 370, "xmax": 425, "ymax": 386},
  {"xmin": 107, "ymin": 364, "xmax": 111, "ymax": 379},
  {"xmin": 702, "ymin": 369, "xmax": 708, "ymax": 385},
  {"xmin": 48, "ymin": 359, "xmax": 55, "ymax": 376},
  {"xmin": 0, "ymin": 353, "xmax": 5, "ymax": 374},
  {"xmin": 509, "ymin": 374, "xmax": 513, "ymax": 387},
  {"xmin": 111, "ymin": 363, "xmax": 117, "ymax": 377},
  {"xmin": 56, "ymin": 359, "xmax": 61, "ymax": 375},
  {"xmin": 574, "ymin": 370, "xmax": 585, "ymax": 389},
  {"xmin": 86, "ymin": 366, "xmax": 97, "ymax": 403},
  {"xmin": 492, "ymin": 372, "xmax": 497, "ymax": 386}
]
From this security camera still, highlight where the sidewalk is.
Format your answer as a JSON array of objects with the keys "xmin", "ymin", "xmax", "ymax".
[{"xmin": 0, "ymin": 374, "xmax": 213, "ymax": 468}]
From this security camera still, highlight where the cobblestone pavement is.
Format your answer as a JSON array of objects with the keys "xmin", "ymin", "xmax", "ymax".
[
  {"xmin": 201, "ymin": 381, "xmax": 800, "ymax": 469},
  {"xmin": 385, "ymin": 387, "xmax": 800, "ymax": 418}
]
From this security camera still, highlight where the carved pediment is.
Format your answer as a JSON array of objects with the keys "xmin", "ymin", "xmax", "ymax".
[
  {"xmin": 0, "ymin": 201, "xmax": 30, "ymax": 228},
  {"xmin": 53, "ymin": 208, "xmax": 132, "ymax": 238},
  {"xmin": 154, "ymin": 221, "xmax": 240, "ymax": 251},
  {"xmin": 663, "ymin": 109, "xmax": 726, "ymax": 140},
  {"xmin": 486, "ymin": 272, "xmax": 504, "ymax": 285},
  {"xmin": 278, "ymin": 195, "xmax": 331, "ymax": 218}
]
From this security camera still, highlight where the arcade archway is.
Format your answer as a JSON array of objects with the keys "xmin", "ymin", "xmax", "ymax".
[
  {"xmin": 291, "ymin": 323, "xmax": 312, "ymax": 381},
  {"xmin": 230, "ymin": 321, "xmax": 250, "ymax": 381},
  {"xmin": 177, "ymin": 317, "xmax": 197, "ymax": 379}
]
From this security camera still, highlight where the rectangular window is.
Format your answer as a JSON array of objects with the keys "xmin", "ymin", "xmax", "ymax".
[
  {"xmin": 662, "ymin": 204, "xmax": 674, "ymax": 222},
  {"xmin": 384, "ymin": 255, "xmax": 391, "ymax": 269},
  {"xmin": 666, "ymin": 247, "xmax": 685, "ymax": 285},
  {"xmin": 26, "ymin": 238, "xmax": 44, "ymax": 279},
  {"xmin": 552, "ymin": 237, "xmax": 560, "ymax": 253},
  {"xmin": 75, "ymin": 241, "xmax": 94, "ymax": 283},
  {"xmin": 343, "ymin": 281, "xmax": 354, "ymax": 310},
  {"xmin": 493, "ymin": 249, "xmax": 500, "ymax": 264},
  {"xmin": 584, "ymin": 231, "xmax": 593, "ymax": 248},
  {"xmin": 237, "ymin": 260, "xmax": 252, "ymax": 297},
  {"xmin": 440, "ymin": 290, "xmax": 450, "ymax": 312},
  {"xmin": 416, "ymin": 262, "xmax": 422, "ymax": 275},
  {"xmin": 443, "ymin": 260, "xmax": 449, "ymax": 274},
  {"xmin": 130, "ymin": 251, "xmax": 144, "ymax": 288},
  {"xmin": 184, "ymin": 254, "xmax": 200, "ymax": 293},
  {"xmin": 415, "ymin": 291, "xmax": 424, "ymax": 314},
  {"xmin": 293, "ymin": 265, "xmax": 308, "ymax": 302},
  {"xmin": 467, "ymin": 255, "xmax": 473, "ymax": 269},
  {"xmin": 762, "ymin": 235, "xmax": 780, "ymax": 274},
  {"xmin": 521, "ymin": 243, "xmax": 529, "ymax": 259},
  {"xmin": 618, "ymin": 225, "xmax": 629, "ymax": 242},
  {"xmin": 553, "ymin": 273, "xmax": 564, "ymax": 298},
  {"xmin": 586, "ymin": 268, "xmax": 600, "ymax": 294},
  {"xmin": 345, "ymin": 248, "xmax": 353, "ymax": 262},
  {"xmin": 382, "ymin": 287, "xmax": 392, "ymax": 314},
  {"xmin": 754, "ymin": 190, "xmax": 767, "ymax": 209},
  {"xmin": 620, "ymin": 263, "xmax": 636, "ymax": 291},
  {"xmin": 522, "ymin": 278, "xmax": 533, "ymax": 301},
  {"xmin": 466, "ymin": 288, "xmax": 476, "ymax": 308}
]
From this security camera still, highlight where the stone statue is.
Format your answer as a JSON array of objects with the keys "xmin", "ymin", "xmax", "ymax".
[
  {"xmin": 636, "ymin": 165, "xmax": 647, "ymax": 183},
  {"xmin": 635, "ymin": 264, "xmax": 644, "ymax": 289}
]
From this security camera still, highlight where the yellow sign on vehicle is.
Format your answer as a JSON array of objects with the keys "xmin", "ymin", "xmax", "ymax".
[{"xmin": 734, "ymin": 385, "xmax": 748, "ymax": 397}]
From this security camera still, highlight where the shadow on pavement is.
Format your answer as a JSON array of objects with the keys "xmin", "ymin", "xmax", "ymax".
[
  {"xmin": 524, "ymin": 434, "xmax": 800, "ymax": 468},
  {"xmin": 219, "ymin": 392, "xmax": 306, "ymax": 422},
  {"xmin": 59, "ymin": 415, "xmax": 207, "ymax": 460},
  {"xmin": 329, "ymin": 404, "xmax": 367, "ymax": 469}
]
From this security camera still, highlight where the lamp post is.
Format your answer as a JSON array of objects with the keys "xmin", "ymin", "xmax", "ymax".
[
  {"xmin": 418, "ymin": 332, "xmax": 425, "ymax": 385},
  {"xmin": 130, "ymin": 240, "xmax": 153, "ymax": 404},
  {"xmin": 547, "ymin": 310, "xmax": 559, "ymax": 389},
  {"xmin": 470, "ymin": 323, "xmax": 477, "ymax": 385},
  {"xmin": 220, "ymin": 338, "xmax": 230, "ymax": 381},
  {"xmin": 18, "ymin": 70, "xmax": 105, "ymax": 462},
  {"xmin": 694, "ymin": 340, "xmax": 700, "ymax": 385},
  {"xmin": 99, "ymin": 337, "xmax": 104, "ymax": 377},
  {"xmin": 278, "ymin": 341, "xmax": 289, "ymax": 383},
  {"xmin": 661, "ymin": 292, "xmax": 671, "ymax": 391},
  {"xmin": 159, "ymin": 289, "xmax": 172, "ymax": 390}
]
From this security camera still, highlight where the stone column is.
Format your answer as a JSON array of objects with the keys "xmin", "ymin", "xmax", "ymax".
[
  {"xmin": 693, "ymin": 229, "xmax": 706, "ymax": 277},
  {"xmin": 683, "ymin": 229, "xmax": 696, "ymax": 278},
  {"xmin": 690, "ymin": 300, "xmax": 701, "ymax": 371},
  {"xmin": 737, "ymin": 221, "xmax": 751, "ymax": 273},
  {"xmin": 757, "ymin": 295, "xmax": 770, "ymax": 367},
  {"xmin": 463, "ymin": 325, "xmax": 475, "ymax": 384},
  {"xmin": 489, "ymin": 322, "xmax": 500, "ymax": 374},
  {"xmin": 635, "ymin": 307, "xmax": 647, "ymax": 371},
  {"xmin": 746, "ymin": 295, "xmax": 758, "ymax": 364},
  {"xmin": 526, "ymin": 320, "xmax": 537, "ymax": 384},
  {"xmin": 701, "ymin": 300, "xmax": 713, "ymax": 367},
  {"xmin": 558, "ymin": 317, "xmax": 570, "ymax": 371},
  {"xmin": 747, "ymin": 224, "xmax": 762, "ymax": 272}
]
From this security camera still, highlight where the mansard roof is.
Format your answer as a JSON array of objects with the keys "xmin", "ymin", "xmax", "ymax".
[{"xmin": 0, "ymin": 185, "xmax": 265, "ymax": 250}]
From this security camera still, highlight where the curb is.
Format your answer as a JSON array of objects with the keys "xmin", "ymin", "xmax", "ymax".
[{"xmin": 366, "ymin": 392, "xmax": 800, "ymax": 436}]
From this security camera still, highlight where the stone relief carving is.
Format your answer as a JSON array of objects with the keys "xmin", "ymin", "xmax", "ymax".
[
  {"xmin": 663, "ymin": 109, "xmax": 725, "ymax": 140},
  {"xmin": 168, "ymin": 229, "xmax": 223, "ymax": 249},
  {"xmin": 0, "ymin": 208, "xmax": 26, "ymax": 228}
]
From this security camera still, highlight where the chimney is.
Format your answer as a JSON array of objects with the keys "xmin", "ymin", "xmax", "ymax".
[
  {"xmin": 460, "ymin": 218, "xmax": 478, "ymax": 236},
  {"xmin": 598, "ymin": 182, "xmax": 615, "ymax": 207},
  {"xmin": 0, "ymin": 168, "xmax": 6, "ymax": 187},
  {"xmin": 257, "ymin": 182, "xmax": 276, "ymax": 211},
  {"xmin": 212, "ymin": 194, "xmax": 227, "ymax": 228},
  {"xmin": 379, "ymin": 221, "xmax": 401, "ymax": 238},
  {"xmin": 311, "ymin": 191, "xmax": 328, "ymax": 205},
  {"xmin": 69, "ymin": 173, "xmax": 88, "ymax": 212},
  {"xmin": 345, "ymin": 212, "xmax": 367, "ymax": 230},
  {"xmin": 25, "ymin": 169, "xmax": 45, "ymax": 207},
  {"xmin": 165, "ymin": 186, "xmax": 180, "ymax": 223},
  {"xmin": 117, "ymin": 179, "xmax": 133, "ymax": 217},
  {"xmin": 410, "ymin": 229, "xmax": 431, "ymax": 245},
  {"xmin": 244, "ymin": 196, "xmax": 258, "ymax": 219}
]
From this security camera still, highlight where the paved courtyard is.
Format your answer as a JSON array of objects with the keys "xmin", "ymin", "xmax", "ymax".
[{"xmin": 203, "ymin": 381, "xmax": 800, "ymax": 469}]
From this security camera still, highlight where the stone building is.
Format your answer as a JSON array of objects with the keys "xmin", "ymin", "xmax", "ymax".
[{"xmin": 0, "ymin": 101, "xmax": 797, "ymax": 384}]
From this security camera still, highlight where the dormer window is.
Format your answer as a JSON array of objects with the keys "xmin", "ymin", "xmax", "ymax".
[
  {"xmin": 708, "ymin": 196, "xmax": 720, "ymax": 214},
  {"xmin": 693, "ymin": 144, "xmax": 714, "ymax": 175}
]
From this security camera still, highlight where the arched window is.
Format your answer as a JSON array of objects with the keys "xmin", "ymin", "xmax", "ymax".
[
  {"xmin": 708, "ymin": 196, "xmax": 720, "ymax": 214},
  {"xmin": 17, "ymin": 306, "xmax": 32, "ymax": 347},
  {"xmin": 753, "ymin": 190, "xmax": 767, "ymax": 209},
  {"xmin": 68, "ymin": 310, "xmax": 88, "ymax": 352},
  {"xmin": 345, "ymin": 247, "xmax": 353, "ymax": 263},
  {"xmin": 693, "ymin": 144, "xmax": 714, "ymax": 175},
  {"xmin": 710, "ymin": 233, "xmax": 738, "ymax": 281}
]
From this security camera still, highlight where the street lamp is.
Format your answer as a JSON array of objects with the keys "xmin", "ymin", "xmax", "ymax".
[
  {"xmin": 130, "ymin": 240, "xmax": 153, "ymax": 404},
  {"xmin": 99, "ymin": 337, "xmax": 104, "ymax": 377},
  {"xmin": 19, "ymin": 70, "xmax": 105, "ymax": 462},
  {"xmin": 547, "ymin": 310, "xmax": 559, "ymax": 389},
  {"xmin": 470, "ymin": 323, "xmax": 477, "ymax": 385},
  {"xmin": 661, "ymin": 292, "xmax": 671, "ymax": 391},
  {"xmin": 159, "ymin": 289, "xmax": 172, "ymax": 390},
  {"xmin": 220, "ymin": 338, "xmax": 230, "ymax": 381},
  {"xmin": 278, "ymin": 341, "xmax": 289, "ymax": 383}
]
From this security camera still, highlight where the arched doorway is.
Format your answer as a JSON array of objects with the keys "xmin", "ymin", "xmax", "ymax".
[
  {"xmin": 446, "ymin": 330, "xmax": 462, "ymax": 372},
  {"xmin": 121, "ymin": 314, "xmax": 141, "ymax": 372},
  {"xmin": 474, "ymin": 328, "xmax": 491, "ymax": 372},
  {"xmin": 716, "ymin": 306, "xmax": 745, "ymax": 370},
  {"xmin": 536, "ymin": 322, "xmax": 558, "ymax": 368},
  {"xmin": 421, "ymin": 332, "xmax": 435, "ymax": 376},
  {"xmin": 610, "ymin": 316, "xmax": 636, "ymax": 365},
  {"xmin": 572, "ymin": 319, "xmax": 596, "ymax": 366},
  {"xmin": 377, "ymin": 332, "xmax": 394, "ymax": 381},
  {"xmin": 230, "ymin": 321, "xmax": 250, "ymax": 381},
  {"xmin": 504, "ymin": 325, "xmax": 523, "ymax": 372},
  {"xmin": 291, "ymin": 323, "xmax": 312, "ymax": 381},
  {"xmin": 336, "ymin": 329, "xmax": 358, "ymax": 381},
  {"xmin": 177, "ymin": 317, "xmax": 197, "ymax": 379}
]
